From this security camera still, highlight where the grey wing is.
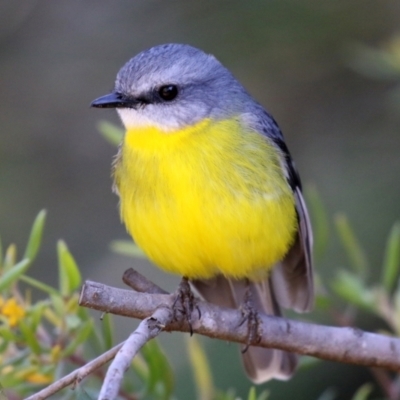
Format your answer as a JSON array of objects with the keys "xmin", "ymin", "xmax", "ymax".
[
  {"xmin": 270, "ymin": 187, "xmax": 314, "ymax": 312},
  {"xmin": 191, "ymin": 109, "xmax": 314, "ymax": 382}
]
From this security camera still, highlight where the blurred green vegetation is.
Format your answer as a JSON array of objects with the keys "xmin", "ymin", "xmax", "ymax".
[
  {"xmin": 0, "ymin": 212, "xmax": 270, "ymax": 400},
  {"xmin": 1, "ymin": 2, "xmax": 400, "ymax": 399},
  {"xmin": 1, "ymin": 187, "xmax": 399, "ymax": 398}
]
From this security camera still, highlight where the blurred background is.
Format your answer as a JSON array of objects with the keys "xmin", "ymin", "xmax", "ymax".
[{"xmin": 1, "ymin": 1, "xmax": 400, "ymax": 399}]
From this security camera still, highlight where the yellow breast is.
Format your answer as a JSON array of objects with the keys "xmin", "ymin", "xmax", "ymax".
[{"xmin": 114, "ymin": 118, "xmax": 297, "ymax": 280}]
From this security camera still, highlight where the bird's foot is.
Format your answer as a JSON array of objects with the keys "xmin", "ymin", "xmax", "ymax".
[
  {"xmin": 239, "ymin": 285, "xmax": 262, "ymax": 353},
  {"xmin": 172, "ymin": 277, "xmax": 200, "ymax": 335}
]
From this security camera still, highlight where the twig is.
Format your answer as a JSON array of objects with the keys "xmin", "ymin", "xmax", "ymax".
[
  {"xmin": 25, "ymin": 342, "xmax": 124, "ymax": 400},
  {"xmin": 123, "ymin": 268, "xmax": 167, "ymax": 294}
]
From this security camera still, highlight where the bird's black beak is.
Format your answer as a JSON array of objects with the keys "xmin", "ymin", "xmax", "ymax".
[{"xmin": 91, "ymin": 92, "xmax": 139, "ymax": 109}]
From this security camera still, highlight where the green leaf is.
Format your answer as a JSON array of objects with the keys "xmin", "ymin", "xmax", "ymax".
[
  {"xmin": 29, "ymin": 301, "xmax": 48, "ymax": 332},
  {"xmin": 335, "ymin": 214, "xmax": 368, "ymax": 278},
  {"xmin": 3, "ymin": 244, "xmax": 17, "ymax": 272},
  {"xmin": 298, "ymin": 355, "xmax": 320, "ymax": 370},
  {"xmin": 256, "ymin": 390, "xmax": 269, "ymax": 400},
  {"xmin": 332, "ymin": 270, "xmax": 375, "ymax": 311},
  {"xmin": 97, "ymin": 121, "xmax": 124, "ymax": 146},
  {"xmin": 141, "ymin": 339, "xmax": 174, "ymax": 400},
  {"xmin": 351, "ymin": 383, "xmax": 373, "ymax": 400},
  {"xmin": 57, "ymin": 240, "xmax": 81, "ymax": 296},
  {"xmin": 315, "ymin": 294, "xmax": 331, "ymax": 310},
  {"xmin": 345, "ymin": 42, "xmax": 400, "ymax": 80},
  {"xmin": 23, "ymin": 209, "xmax": 47, "ymax": 262},
  {"xmin": 186, "ymin": 336, "xmax": 214, "ymax": 400},
  {"xmin": 131, "ymin": 353, "xmax": 149, "ymax": 384},
  {"xmin": 62, "ymin": 320, "xmax": 93, "ymax": 357},
  {"xmin": 19, "ymin": 275, "xmax": 59, "ymax": 296},
  {"xmin": 0, "ymin": 325, "xmax": 17, "ymax": 341},
  {"xmin": 381, "ymin": 222, "xmax": 400, "ymax": 292},
  {"xmin": 66, "ymin": 314, "xmax": 82, "ymax": 330},
  {"xmin": 101, "ymin": 312, "xmax": 114, "ymax": 350},
  {"xmin": 50, "ymin": 293, "xmax": 65, "ymax": 318},
  {"xmin": 0, "ymin": 258, "xmax": 30, "ymax": 292},
  {"xmin": 110, "ymin": 240, "xmax": 147, "ymax": 258},
  {"xmin": 19, "ymin": 319, "xmax": 41, "ymax": 355},
  {"xmin": 305, "ymin": 185, "xmax": 329, "ymax": 261},
  {"xmin": 248, "ymin": 387, "xmax": 257, "ymax": 400},
  {"xmin": 214, "ymin": 389, "xmax": 237, "ymax": 400}
]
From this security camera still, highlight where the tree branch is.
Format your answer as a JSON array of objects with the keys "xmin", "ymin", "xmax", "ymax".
[
  {"xmin": 29, "ymin": 270, "xmax": 400, "ymax": 399},
  {"xmin": 98, "ymin": 305, "xmax": 173, "ymax": 399},
  {"xmin": 80, "ymin": 278, "xmax": 400, "ymax": 372}
]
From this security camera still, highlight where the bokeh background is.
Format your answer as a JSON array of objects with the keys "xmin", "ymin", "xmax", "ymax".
[{"xmin": 1, "ymin": 1, "xmax": 400, "ymax": 399}]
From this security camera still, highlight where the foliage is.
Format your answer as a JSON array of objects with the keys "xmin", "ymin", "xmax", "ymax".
[
  {"xmin": 2, "ymin": 35, "xmax": 400, "ymax": 399},
  {"xmin": 1, "ymin": 184, "xmax": 400, "ymax": 399},
  {"xmin": 0, "ymin": 211, "xmax": 271, "ymax": 400}
]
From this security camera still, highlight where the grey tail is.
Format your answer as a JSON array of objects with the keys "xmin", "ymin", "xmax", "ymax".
[
  {"xmin": 191, "ymin": 188, "xmax": 314, "ymax": 384},
  {"xmin": 191, "ymin": 276, "xmax": 297, "ymax": 383}
]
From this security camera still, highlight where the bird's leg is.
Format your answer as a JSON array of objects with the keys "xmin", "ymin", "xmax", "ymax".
[
  {"xmin": 172, "ymin": 277, "xmax": 199, "ymax": 335},
  {"xmin": 239, "ymin": 281, "xmax": 262, "ymax": 353}
]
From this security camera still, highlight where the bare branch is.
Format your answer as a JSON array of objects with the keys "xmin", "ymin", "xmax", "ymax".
[
  {"xmin": 25, "ymin": 342, "xmax": 124, "ymax": 400},
  {"xmin": 80, "ymin": 279, "xmax": 400, "ymax": 372},
  {"xmin": 122, "ymin": 268, "xmax": 167, "ymax": 294},
  {"xmin": 99, "ymin": 305, "xmax": 173, "ymax": 399},
  {"xmin": 30, "ymin": 271, "xmax": 400, "ymax": 399}
]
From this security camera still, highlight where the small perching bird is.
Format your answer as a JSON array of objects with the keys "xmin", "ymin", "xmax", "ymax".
[{"xmin": 91, "ymin": 43, "xmax": 314, "ymax": 384}]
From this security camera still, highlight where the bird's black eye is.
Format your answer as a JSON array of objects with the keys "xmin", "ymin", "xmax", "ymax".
[{"xmin": 158, "ymin": 85, "xmax": 178, "ymax": 101}]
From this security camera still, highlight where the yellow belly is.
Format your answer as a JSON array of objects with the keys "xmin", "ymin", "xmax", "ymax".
[{"xmin": 114, "ymin": 118, "xmax": 297, "ymax": 280}]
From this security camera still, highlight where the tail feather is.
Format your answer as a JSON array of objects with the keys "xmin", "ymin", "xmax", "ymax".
[{"xmin": 191, "ymin": 276, "xmax": 297, "ymax": 383}]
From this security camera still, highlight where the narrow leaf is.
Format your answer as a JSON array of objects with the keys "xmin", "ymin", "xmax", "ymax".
[
  {"xmin": 248, "ymin": 387, "xmax": 257, "ymax": 400},
  {"xmin": 50, "ymin": 293, "xmax": 65, "ymax": 319},
  {"xmin": 351, "ymin": 383, "xmax": 372, "ymax": 400},
  {"xmin": 19, "ymin": 320, "xmax": 41, "ymax": 355},
  {"xmin": 382, "ymin": 222, "xmax": 400, "ymax": 292},
  {"xmin": 57, "ymin": 240, "xmax": 81, "ymax": 296},
  {"xmin": 131, "ymin": 354, "xmax": 149, "ymax": 383},
  {"xmin": 332, "ymin": 270, "xmax": 375, "ymax": 311},
  {"xmin": 62, "ymin": 320, "xmax": 93, "ymax": 357},
  {"xmin": 110, "ymin": 240, "xmax": 147, "ymax": 258},
  {"xmin": 23, "ymin": 210, "xmax": 47, "ymax": 262},
  {"xmin": 20, "ymin": 275, "xmax": 59, "ymax": 296},
  {"xmin": 186, "ymin": 336, "xmax": 214, "ymax": 400},
  {"xmin": 141, "ymin": 339, "xmax": 174, "ymax": 399},
  {"xmin": 0, "ymin": 325, "xmax": 17, "ymax": 341},
  {"xmin": 256, "ymin": 391, "xmax": 269, "ymax": 400},
  {"xmin": 101, "ymin": 313, "xmax": 114, "ymax": 350},
  {"xmin": 335, "ymin": 214, "xmax": 368, "ymax": 278},
  {"xmin": 0, "ymin": 258, "xmax": 30, "ymax": 292},
  {"xmin": 30, "ymin": 301, "xmax": 48, "ymax": 332},
  {"xmin": 3, "ymin": 244, "xmax": 17, "ymax": 272},
  {"xmin": 97, "ymin": 121, "xmax": 124, "ymax": 146}
]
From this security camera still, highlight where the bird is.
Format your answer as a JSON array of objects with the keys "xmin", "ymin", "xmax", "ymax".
[{"xmin": 91, "ymin": 43, "xmax": 314, "ymax": 384}]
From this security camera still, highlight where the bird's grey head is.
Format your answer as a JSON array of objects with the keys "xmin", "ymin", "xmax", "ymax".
[{"xmin": 91, "ymin": 44, "xmax": 252, "ymax": 131}]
